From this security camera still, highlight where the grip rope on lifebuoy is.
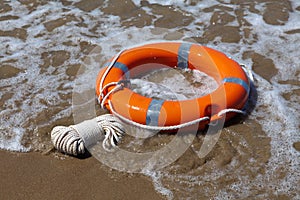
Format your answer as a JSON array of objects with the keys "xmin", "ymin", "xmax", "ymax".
[{"xmin": 50, "ymin": 42, "xmax": 253, "ymax": 156}]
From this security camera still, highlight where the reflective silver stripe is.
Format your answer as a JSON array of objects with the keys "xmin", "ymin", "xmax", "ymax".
[
  {"xmin": 104, "ymin": 61, "xmax": 130, "ymax": 79},
  {"xmin": 223, "ymin": 77, "xmax": 250, "ymax": 94},
  {"xmin": 146, "ymin": 99, "xmax": 164, "ymax": 126},
  {"xmin": 177, "ymin": 43, "xmax": 192, "ymax": 69}
]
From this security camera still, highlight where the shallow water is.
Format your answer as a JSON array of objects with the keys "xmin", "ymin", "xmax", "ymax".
[
  {"xmin": 0, "ymin": 0, "xmax": 299, "ymax": 199},
  {"xmin": 131, "ymin": 68, "xmax": 219, "ymax": 100}
]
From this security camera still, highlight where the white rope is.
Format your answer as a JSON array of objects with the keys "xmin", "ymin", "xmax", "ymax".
[
  {"xmin": 217, "ymin": 108, "xmax": 246, "ymax": 117},
  {"xmin": 108, "ymin": 101, "xmax": 246, "ymax": 131},
  {"xmin": 241, "ymin": 64, "xmax": 254, "ymax": 82},
  {"xmin": 98, "ymin": 49, "xmax": 127, "ymax": 99},
  {"xmin": 108, "ymin": 100, "xmax": 210, "ymax": 131},
  {"xmin": 100, "ymin": 83, "xmax": 124, "ymax": 108},
  {"xmin": 97, "ymin": 48, "xmax": 129, "ymax": 109},
  {"xmin": 99, "ymin": 81, "xmax": 120, "ymax": 97},
  {"xmin": 51, "ymin": 114, "xmax": 125, "ymax": 156}
]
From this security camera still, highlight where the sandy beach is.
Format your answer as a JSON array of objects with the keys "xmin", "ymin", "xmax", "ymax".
[{"xmin": 0, "ymin": 150, "xmax": 163, "ymax": 200}]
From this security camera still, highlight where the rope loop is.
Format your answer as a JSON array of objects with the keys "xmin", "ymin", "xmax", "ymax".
[
  {"xmin": 99, "ymin": 83, "xmax": 124, "ymax": 109},
  {"xmin": 98, "ymin": 49, "xmax": 127, "ymax": 108}
]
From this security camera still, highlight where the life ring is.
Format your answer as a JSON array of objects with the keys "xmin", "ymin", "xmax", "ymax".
[{"xmin": 96, "ymin": 42, "xmax": 250, "ymax": 130}]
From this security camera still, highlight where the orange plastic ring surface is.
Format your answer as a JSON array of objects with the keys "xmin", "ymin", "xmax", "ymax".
[{"xmin": 96, "ymin": 42, "xmax": 250, "ymax": 128}]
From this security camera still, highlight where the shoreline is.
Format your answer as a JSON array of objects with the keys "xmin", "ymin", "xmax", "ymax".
[{"xmin": 0, "ymin": 150, "xmax": 164, "ymax": 200}]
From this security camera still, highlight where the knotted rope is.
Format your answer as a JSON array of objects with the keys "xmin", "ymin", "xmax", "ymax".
[{"xmin": 51, "ymin": 114, "xmax": 125, "ymax": 156}]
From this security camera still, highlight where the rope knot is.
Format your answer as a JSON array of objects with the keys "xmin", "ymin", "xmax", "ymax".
[{"xmin": 51, "ymin": 114, "xmax": 125, "ymax": 156}]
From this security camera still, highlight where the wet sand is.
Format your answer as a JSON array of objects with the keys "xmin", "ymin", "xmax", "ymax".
[{"xmin": 0, "ymin": 150, "xmax": 163, "ymax": 200}]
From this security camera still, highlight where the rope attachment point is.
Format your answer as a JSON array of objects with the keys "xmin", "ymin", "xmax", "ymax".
[{"xmin": 51, "ymin": 114, "xmax": 125, "ymax": 156}]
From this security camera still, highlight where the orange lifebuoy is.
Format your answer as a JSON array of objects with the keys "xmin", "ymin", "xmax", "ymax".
[{"xmin": 96, "ymin": 42, "xmax": 250, "ymax": 129}]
